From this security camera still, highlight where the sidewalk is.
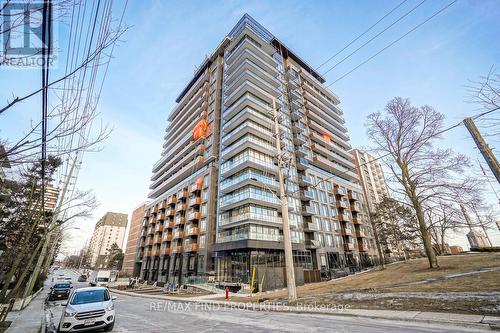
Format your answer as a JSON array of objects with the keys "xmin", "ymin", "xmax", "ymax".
[
  {"xmin": 111, "ymin": 288, "xmax": 500, "ymax": 330},
  {"xmin": 4, "ymin": 288, "xmax": 47, "ymax": 333}
]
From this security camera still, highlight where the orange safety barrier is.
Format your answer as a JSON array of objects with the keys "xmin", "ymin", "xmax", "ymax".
[
  {"xmin": 322, "ymin": 132, "xmax": 332, "ymax": 141},
  {"xmin": 192, "ymin": 119, "xmax": 208, "ymax": 141},
  {"xmin": 195, "ymin": 176, "xmax": 204, "ymax": 186}
]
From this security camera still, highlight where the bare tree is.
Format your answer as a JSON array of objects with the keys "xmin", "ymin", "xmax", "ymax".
[
  {"xmin": 467, "ymin": 67, "xmax": 500, "ymax": 141},
  {"xmin": 366, "ymin": 97, "xmax": 474, "ymax": 268}
]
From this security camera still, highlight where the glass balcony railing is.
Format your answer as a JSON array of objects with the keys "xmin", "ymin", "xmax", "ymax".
[
  {"xmin": 222, "ymin": 121, "xmax": 274, "ymax": 145},
  {"xmin": 218, "ymin": 232, "xmax": 282, "ymax": 243},
  {"xmin": 220, "ymin": 170, "xmax": 278, "ymax": 191},
  {"xmin": 220, "ymin": 190, "xmax": 279, "ymax": 208},
  {"xmin": 219, "ymin": 212, "xmax": 282, "ymax": 226},
  {"xmin": 221, "ymin": 155, "xmax": 276, "ymax": 174}
]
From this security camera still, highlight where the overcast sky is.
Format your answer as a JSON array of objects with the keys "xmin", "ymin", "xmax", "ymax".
[{"xmin": 1, "ymin": 0, "xmax": 499, "ymax": 254}]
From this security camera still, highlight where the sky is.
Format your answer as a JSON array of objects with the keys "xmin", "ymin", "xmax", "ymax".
[{"xmin": 1, "ymin": 0, "xmax": 499, "ymax": 254}]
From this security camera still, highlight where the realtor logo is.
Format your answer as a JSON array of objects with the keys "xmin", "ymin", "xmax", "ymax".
[{"xmin": 1, "ymin": 1, "xmax": 57, "ymax": 68}]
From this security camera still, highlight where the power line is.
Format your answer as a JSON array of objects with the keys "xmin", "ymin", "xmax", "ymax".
[
  {"xmin": 315, "ymin": 0, "xmax": 410, "ymax": 70},
  {"xmin": 327, "ymin": 0, "xmax": 457, "ymax": 87},
  {"xmin": 300, "ymin": 106, "xmax": 500, "ymax": 195},
  {"xmin": 322, "ymin": 0, "xmax": 426, "ymax": 76}
]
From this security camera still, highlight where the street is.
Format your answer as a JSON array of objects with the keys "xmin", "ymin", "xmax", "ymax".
[{"xmin": 44, "ymin": 270, "xmax": 490, "ymax": 333}]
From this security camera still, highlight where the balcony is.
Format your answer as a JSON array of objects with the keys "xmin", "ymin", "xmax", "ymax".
[
  {"xmin": 342, "ymin": 228, "xmax": 353, "ymax": 236},
  {"xmin": 348, "ymin": 191, "xmax": 361, "ymax": 201},
  {"xmin": 218, "ymin": 212, "xmax": 282, "ymax": 229},
  {"xmin": 154, "ymin": 236, "xmax": 162, "ymax": 244},
  {"xmin": 175, "ymin": 203, "xmax": 187, "ymax": 212},
  {"xmin": 335, "ymin": 186, "xmax": 347, "ymax": 196},
  {"xmin": 358, "ymin": 243, "xmax": 368, "ymax": 252},
  {"xmin": 352, "ymin": 215, "xmax": 363, "ymax": 225},
  {"xmin": 356, "ymin": 229, "xmax": 366, "ymax": 238},
  {"xmin": 299, "ymin": 175, "xmax": 313, "ymax": 186},
  {"xmin": 296, "ymin": 157, "xmax": 309, "ymax": 171},
  {"xmin": 153, "ymin": 249, "xmax": 161, "ymax": 257},
  {"xmin": 165, "ymin": 220, "xmax": 175, "ymax": 229},
  {"xmin": 167, "ymin": 195, "xmax": 177, "ymax": 205},
  {"xmin": 153, "ymin": 205, "xmax": 159, "ymax": 213},
  {"xmin": 337, "ymin": 200, "xmax": 349, "ymax": 209},
  {"xmin": 300, "ymin": 190, "xmax": 314, "ymax": 201},
  {"xmin": 166, "ymin": 208, "xmax": 176, "ymax": 216},
  {"xmin": 190, "ymin": 182, "xmax": 202, "ymax": 193},
  {"xmin": 158, "ymin": 212, "xmax": 166, "ymax": 221},
  {"xmin": 146, "ymin": 239, "xmax": 153, "ymax": 246},
  {"xmin": 220, "ymin": 155, "xmax": 278, "ymax": 178},
  {"xmin": 340, "ymin": 214, "xmax": 351, "ymax": 222},
  {"xmin": 141, "ymin": 230, "xmax": 147, "ymax": 238},
  {"xmin": 311, "ymin": 155, "xmax": 358, "ymax": 181},
  {"xmin": 163, "ymin": 247, "xmax": 172, "ymax": 256},
  {"xmin": 302, "ymin": 205, "xmax": 316, "ymax": 216},
  {"xmin": 188, "ymin": 196, "xmax": 202, "ymax": 206},
  {"xmin": 305, "ymin": 240, "xmax": 321, "ymax": 248},
  {"xmin": 351, "ymin": 202, "xmax": 362, "ymax": 212},
  {"xmin": 144, "ymin": 250, "xmax": 152, "ymax": 257},
  {"xmin": 155, "ymin": 224, "xmax": 164, "ymax": 233},
  {"xmin": 187, "ymin": 211, "xmax": 200, "ymax": 221},
  {"xmin": 221, "ymin": 134, "xmax": 277, "ymax": 160},
  {"xmin": 306, "ymin": 222, "xmax": 319, "ymax": 231},
  {"xmin": 293, "ymin": 134, "xmax": 308, "ymax": 145},
  {"xmin": 161, "ymin": 201, "xmax": 168, "ymax": 209},
  {"xmin": 147, "ymin": 227, "xmax": 154, "ymax": 236},
  {"xmin": 172, "ymin": 246, "xmax": 183, "ymax": 254},
  {"xmin": 174, "ymin": 216, "xmax": 185, "ymax": 226},
  {"xmin": 344, "ymin": 243, "xmax": 355, "ymax": 251},
  {"xmin": 173, "ymin": 230, "xmax": 185, "ymax": 239},
  {"xmin": 177, "ymin": 189, "xmax": 188, "ymax": 199},
  {"xmin": 185, "ymin": 227, "xmax": 199, "ymax": 236},
  {"xmin": 184, "ymin": 243, "xmax": 199, "ymax": 252},
  {"xmin": 163, "ymin": 233, "xmax": 173, "ymax": 242}
]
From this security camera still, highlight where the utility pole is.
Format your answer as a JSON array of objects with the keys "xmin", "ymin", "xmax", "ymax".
[
  {"xmin": 272, "ymin": 98, "xmax": 297, "ymax": 304},
  {"xmin": 23, "ymin": 156, "xmax": 77, "ymax": 300},
  {"xmin": 464, "ymin": 117, "xmax": 500, "ymax": 184}
]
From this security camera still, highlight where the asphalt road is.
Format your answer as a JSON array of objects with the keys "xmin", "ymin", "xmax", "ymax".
[{"xmin": 45, "ymin": 269, "xmax": 489, "ymax": 333}]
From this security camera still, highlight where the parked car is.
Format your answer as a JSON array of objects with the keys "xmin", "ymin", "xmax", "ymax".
[
  {"xmin": 48, "ymin": 283, "xmax": 72, "ymax": 301},
  {"xmin": 77, "ymin": 275, "xmax": 87, "ymax": 282},
  {"xmin": 58, "ymin": 287, "xmax": 116, "ymax": 332}
]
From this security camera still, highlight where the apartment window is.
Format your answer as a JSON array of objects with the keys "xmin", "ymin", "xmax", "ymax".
[
  {"xmin": 323, "ymin": 219, "xmax": 331, "ymax": 232},
  {"xmin": 200, "ymin": 218, "xmax": 207, "ymax": 232},
  {"xmin": 319, "ymin": 191, "xmax": 327, "ymax": 203},
  {"xmin": 321, "ymin": 204, "xmax": 329, "ymax": 217},
  {"xmin": 201, "ymin": 204, "xmax": 207, "ymax": 216},
  {"xmin": 326, "ymin": 234, "xmax": 333, "ymax": 247},
  {"xmin": 202, "ymin": 189, "xmax": 209, "ymax": 201},
  {"xmin": 199, "ymin": 235, "xmax": 206, "ymax": 248}
]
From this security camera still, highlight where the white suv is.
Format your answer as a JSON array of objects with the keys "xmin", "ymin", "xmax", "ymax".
[{"xmin": 58, "ymin": 287, "xmax": 116, "ymax": 332}]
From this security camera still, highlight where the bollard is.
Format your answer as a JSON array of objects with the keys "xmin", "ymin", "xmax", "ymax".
[{"xmin": 225, "ymin": 286, "xmax": 229, "ymax": 299}]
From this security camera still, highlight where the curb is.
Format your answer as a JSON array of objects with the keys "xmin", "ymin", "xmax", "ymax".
[{"xmin": 110, "ymin": 289, "xmax": 495, "ymax": 331}]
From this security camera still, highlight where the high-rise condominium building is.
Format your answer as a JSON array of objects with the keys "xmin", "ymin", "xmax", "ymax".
[
  {"xmin": 88, "ymin": 212, "xmax": 128, "ymax": 269},
  {"xmin": 122, "ymin": 202, "xmax": 148, "ymax": 276},
  {"xmin": 351, "ymin": 149, "xmax": 389, "ymax": 213},
  {"xmin": 138, "ymin": 14, "xmax": 379, "ymax": 288}
]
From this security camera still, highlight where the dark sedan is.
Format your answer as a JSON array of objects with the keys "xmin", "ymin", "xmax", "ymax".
[{"xmin": 48, "ymin": 283, "xmax": 72, "ymax": 301}]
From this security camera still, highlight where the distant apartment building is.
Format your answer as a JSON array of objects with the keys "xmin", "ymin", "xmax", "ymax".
[
  {"xmin": 351, "ymin": 149, "xmax": 389, "ymax": 212},
  {"xmin": 138, "ymin": 14, "xmax": 379, "ymax": 288},
  {"xmin": 44, "ymin": 185, "xmax": 60, "ymax": 212},
  {"xmin": 122, "ymin": 203, "xmax": 148, "ymax": 276},
  {"xmin": 88, "ymin": 212, "xmax": 128, "ymax": 269}
]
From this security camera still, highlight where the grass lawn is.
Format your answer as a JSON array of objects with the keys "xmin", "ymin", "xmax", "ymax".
[{"xmin": 226, "ymin": 253, "xmax": 500, "ymax": 315}]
